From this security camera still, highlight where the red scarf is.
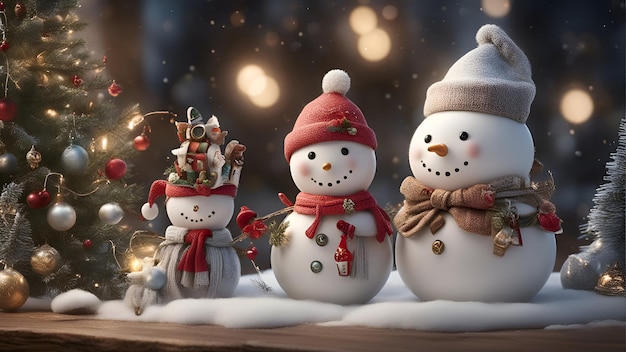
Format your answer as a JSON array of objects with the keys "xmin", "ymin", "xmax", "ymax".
[
  {"xmin": 292, "ymin": 191, "xmax": 392, "ymax": 242},
  {"xmin": 177, "ymin": 229, "xmax": 213, "ymax": 273}
]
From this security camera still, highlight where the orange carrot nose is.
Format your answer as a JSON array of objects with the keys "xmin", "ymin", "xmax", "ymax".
[
  {"xmin": 322, "ymin": 162, "xmax": 332, "ymax": 171},
  {"xmin": 427, "ymin": 143, "xmax": 448, "ymax": 157}
]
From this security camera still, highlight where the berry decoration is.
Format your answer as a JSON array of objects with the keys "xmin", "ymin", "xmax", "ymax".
[
  {"xmin": 71, "ymin": 75, "xmax": 82, "ymax": 87},
  {"xmin": 26, "ymin": 189, "xmax": 51, "ymax": 209},
  {"xmin": 82, "ymin": 239, "xmax": 93, "ymax": 250}
]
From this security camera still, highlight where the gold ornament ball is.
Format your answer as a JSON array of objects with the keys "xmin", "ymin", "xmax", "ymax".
[
  {"xmin": 31, "ymin": 244, "xmax": 62, "ymax": 276},
  {"xmin": 0, "ymin": 268, "xmax": 29, "ymax": 310}
]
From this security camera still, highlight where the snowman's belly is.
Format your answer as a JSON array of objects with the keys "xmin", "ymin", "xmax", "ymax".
[
  {"xmin": 271, "ymin": 211, "xmax": 393, "ymax": 305},
  {"xmin": 395, "ymin": 213, "xmax": 556, "ymax": 302}
]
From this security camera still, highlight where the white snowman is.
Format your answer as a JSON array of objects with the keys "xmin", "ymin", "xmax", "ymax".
[
  {"xmin": 271, "ymin": 69, "xmax": 393, "ymax": 305},
  {"xmin": 132, "ymin": 108, "xmax": 245, "ymax": 310},
  {"xmin": 394, "ymin": 25, "xmax": 562, "ymax": 302}
]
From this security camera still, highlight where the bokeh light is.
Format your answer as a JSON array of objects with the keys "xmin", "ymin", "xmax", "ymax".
[
  {"xmin": 358, "ymin": 28, "xmax": 391, "ymax": 62},
  {"xmin": 237, "ymin": 65, "xmax": 280, "ymax": 108},
  {"xmin": 248, "ymin": 76, "xmax": 280, "ymax": 108},
  {"xmin": 349, "ymin": 6, "xmax": 378, "ymax": 35},
  {"xmin": 381, "ymin": 5, "xmax": 399, "ymax": 21},
  {"xmin": 560, "ymin": 89, "xmax": 594, "ymax": 124},
  {"xmin": 481, "ymin": 0, "xmax": 511, "ymax": 18}
]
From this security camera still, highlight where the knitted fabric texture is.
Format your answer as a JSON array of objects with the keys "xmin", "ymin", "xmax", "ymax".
[
  {"xmin": 393, "ymin": 174, "xmax": 554, "ymax": 238},
  {"xmin": 293, "ymin": 191, "xmax": 392, "ymax": 242},
  {"xmin": 423, "ymin": 24, "xmax": 535, "ymax": 123},
  {"xmin": 152, "ymin": 226, "xmax": 240, "ymax": 302},
  {"xmin": 284, "ymin": 69, "xmax": 377, "ymax": 162},
  {"xmin": 146, "ymin": 180, "xmax": 237, "ymax": 206}
]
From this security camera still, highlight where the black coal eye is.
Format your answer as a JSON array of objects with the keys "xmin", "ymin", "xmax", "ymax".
[
  {"xmin": 424, "ymin": 134, "xmax": 432, "ymax": 143},
  {"xmin": 459, "ymin": 131, "xmax": 469, "ymax": 141},
  {"xmin": 341, "ymin": 147, "xmax": 349, "ymax": 155},
  {"xmin": 308, "ymin": 151, "xmax": 316, "ymax": 160}
]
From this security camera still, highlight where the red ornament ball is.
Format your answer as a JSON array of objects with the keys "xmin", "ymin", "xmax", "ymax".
[
  {"xmin": 104, "ymin": 158, "xmax": 127, "ymax": 180},
  {"xmin": 26, "ymin": 189, "xmax": 51, "ymax": 209},
  {"xmin": 0, "ymin": 2, "xmax": 5, "ymax": 11},
  {"xmin": 108, "ymin": 81, "xmax": 122, "ymax": 97},
  {"xmin": 133, "ymin": 134, "xmax": 150, "ymax": 151},
  {"xmin": 0, "ymin": 98, "xmax": 17, "ymax": 121},
  {"xmin": 82, "ymin": 239, "xmax": 93, "ymax": 250},
  {"xmin": 0, "ymin": 40, "xmax": 9, "ymax": 51}
]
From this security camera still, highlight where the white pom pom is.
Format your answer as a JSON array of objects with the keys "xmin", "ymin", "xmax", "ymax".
[
  {"xmin": 322, "ymin": 69, "xmax": 350, "ymax": 95},
  {"xmin": 141, "ymin": 202, "xmax": 159, "ymax": 220}
]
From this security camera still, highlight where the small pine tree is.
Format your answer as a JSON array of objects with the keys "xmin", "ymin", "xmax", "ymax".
[
  {"xmin": 561, "ymin": 117, "xmax": 626, "ymax": 289},
  {"xmin": 0, "ymin": 0, "xmax": 144, "ymax": 299}
]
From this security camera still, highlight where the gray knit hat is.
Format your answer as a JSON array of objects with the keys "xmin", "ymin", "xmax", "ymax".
[{"xmin": 423, "ymin": 24, "xmax": 535, "ymax": 123}]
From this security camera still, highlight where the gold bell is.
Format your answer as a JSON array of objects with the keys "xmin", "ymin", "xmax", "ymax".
[
  {"xmin": 493, "ymin": 228, "xmax": 512, "ymax": 257},
  {"xmin": 594, "ymin": 263, "xmax": 626, "ymax": 296}
]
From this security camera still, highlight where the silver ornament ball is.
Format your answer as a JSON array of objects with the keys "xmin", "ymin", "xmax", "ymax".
[
  {"xmin": 0, "ymin": 152, "xmax": 17, "ymax": 174},
  {"xmin": 99, "ymin": 202, "xmax": 124, "ymax": 225},
  {"xmin": 145, "ymin": 267, "xmax": 167, "ymax": 290},
  {"xmin": 61, "ymin": 144, "xmax": 89, "ymax": 174},
  {"xmin": 47, "ymin": 202, "xmax": 77, "ymax": 231}
]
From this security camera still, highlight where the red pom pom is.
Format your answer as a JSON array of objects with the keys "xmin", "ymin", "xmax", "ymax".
[
  {"xmin": 0, "ymin": 98, "xmax": 17, "ymax": 121},
  {"xmin": 105, "ymin": 158, "xmax": 127, "ymax": 180}
]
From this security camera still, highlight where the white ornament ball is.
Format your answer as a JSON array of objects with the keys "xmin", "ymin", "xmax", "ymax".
[
  {"xmin": 145, "ymin": 267, "xmax": 167, "ymax": 290},
  {"xmin": 47, "ymin": 202, "xmax": 77, "ymax": 231},
  {"xmin": 61, "ymin": 144, "xmax": 89, "ymax": 174},
  {"xmin": 98, "ymin": 202, "xmax": 124, "ymax": 225},
  {"xmin": 141, "ymin": 203, "xmax": 158, "ymax": 220}
]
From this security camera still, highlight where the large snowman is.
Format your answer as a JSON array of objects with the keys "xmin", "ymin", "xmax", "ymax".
[
  {"xmin": 271, "ymin": 69, "xmax": 393, "ymax": 305},
  {"xmin": 130, "ymin": 107, "xmax": 245, "ymax": 313},
  {"xmin": 394, "ymin": 25, "xmax": 562, "ymax": 302}
]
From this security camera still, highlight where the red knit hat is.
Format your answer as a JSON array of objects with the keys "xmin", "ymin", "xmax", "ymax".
[
  {"xmin": 146, "ymin": 179, "xmax": 237, "ymax": 206},
  {"xmin": 284, "ymin": 69, "xmax": 377, "ymax": 162}
]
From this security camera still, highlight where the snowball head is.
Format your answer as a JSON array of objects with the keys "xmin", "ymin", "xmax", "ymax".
[
  {"xmin": 322, "ymin": 69, "xmax": 350, "ymax": 95},
  {"xmin": 165, "ymin": 194, "xmax": 234, "ymax": 230},
  {"xmin": 289, "ymin": 140, "xmax": 376, "ymax": 196},
  {"xmin": 408, "ymin": 111, "xmax": 535, "ymax": 190},
  {"xmin": 141, "ymin": 202, "xmax": 159, "ymax": 220}
]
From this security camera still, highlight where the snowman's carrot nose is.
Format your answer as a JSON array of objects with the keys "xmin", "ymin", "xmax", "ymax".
[
  {"xmin": 322, "ymin": 162, "xmax": 332, "ymax": 171},
  {"xmin": 427, "ymin": 143, "xmax": 448, "ymax": 156}
]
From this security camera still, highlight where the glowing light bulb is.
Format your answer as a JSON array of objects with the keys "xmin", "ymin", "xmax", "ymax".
[{"xmin": 481, "ymin": 0, "xmax": 511, "ymax": 18}]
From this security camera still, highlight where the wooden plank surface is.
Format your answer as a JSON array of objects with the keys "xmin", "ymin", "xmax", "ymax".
[{"xmin": 0, "ymin": 311, "xmax": 623, "ymax": 352}]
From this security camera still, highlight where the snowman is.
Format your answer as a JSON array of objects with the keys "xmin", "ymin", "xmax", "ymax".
[
  {"xmin": 133, "ymin": 108, "xmax": 245, "ymax": 310},
  {"xmin": 393, "ymin": 25, "xmax": 562, "ymax": 302},
  {"xmin": 271, "ymin": 69, "xmax": 393, "ymax": 305}
]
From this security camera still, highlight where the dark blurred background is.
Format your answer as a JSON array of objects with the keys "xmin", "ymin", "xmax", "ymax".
[{"xmin": 77, "ymin": 0, "xmax": 624, "ymax": 273}]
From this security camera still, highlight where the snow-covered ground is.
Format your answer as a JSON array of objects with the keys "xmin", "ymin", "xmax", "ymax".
[{"xmin": 36, "ymin": 270, "xmax": 626, "ymax": 331}]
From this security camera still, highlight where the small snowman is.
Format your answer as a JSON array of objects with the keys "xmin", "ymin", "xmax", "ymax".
[
  {"xmin": 271, "ymin": 69, "xmax": 393, "ymax": 305},
  {"xmin": 393, "ymin": 25, "xmax": 562, "ymax": 302},
  {"xmin": 133, "ymin": 107, "xmax": 245, "ymax": 310}
]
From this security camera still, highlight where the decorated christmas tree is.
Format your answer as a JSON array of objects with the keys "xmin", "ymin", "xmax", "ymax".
[
  {"xmin": 560, "ymin": 117, "xmax": 626, "ymax": 292},
  {"xmin": 0, "ymin": 0, "xmax": 144, "ymax": 304}
]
